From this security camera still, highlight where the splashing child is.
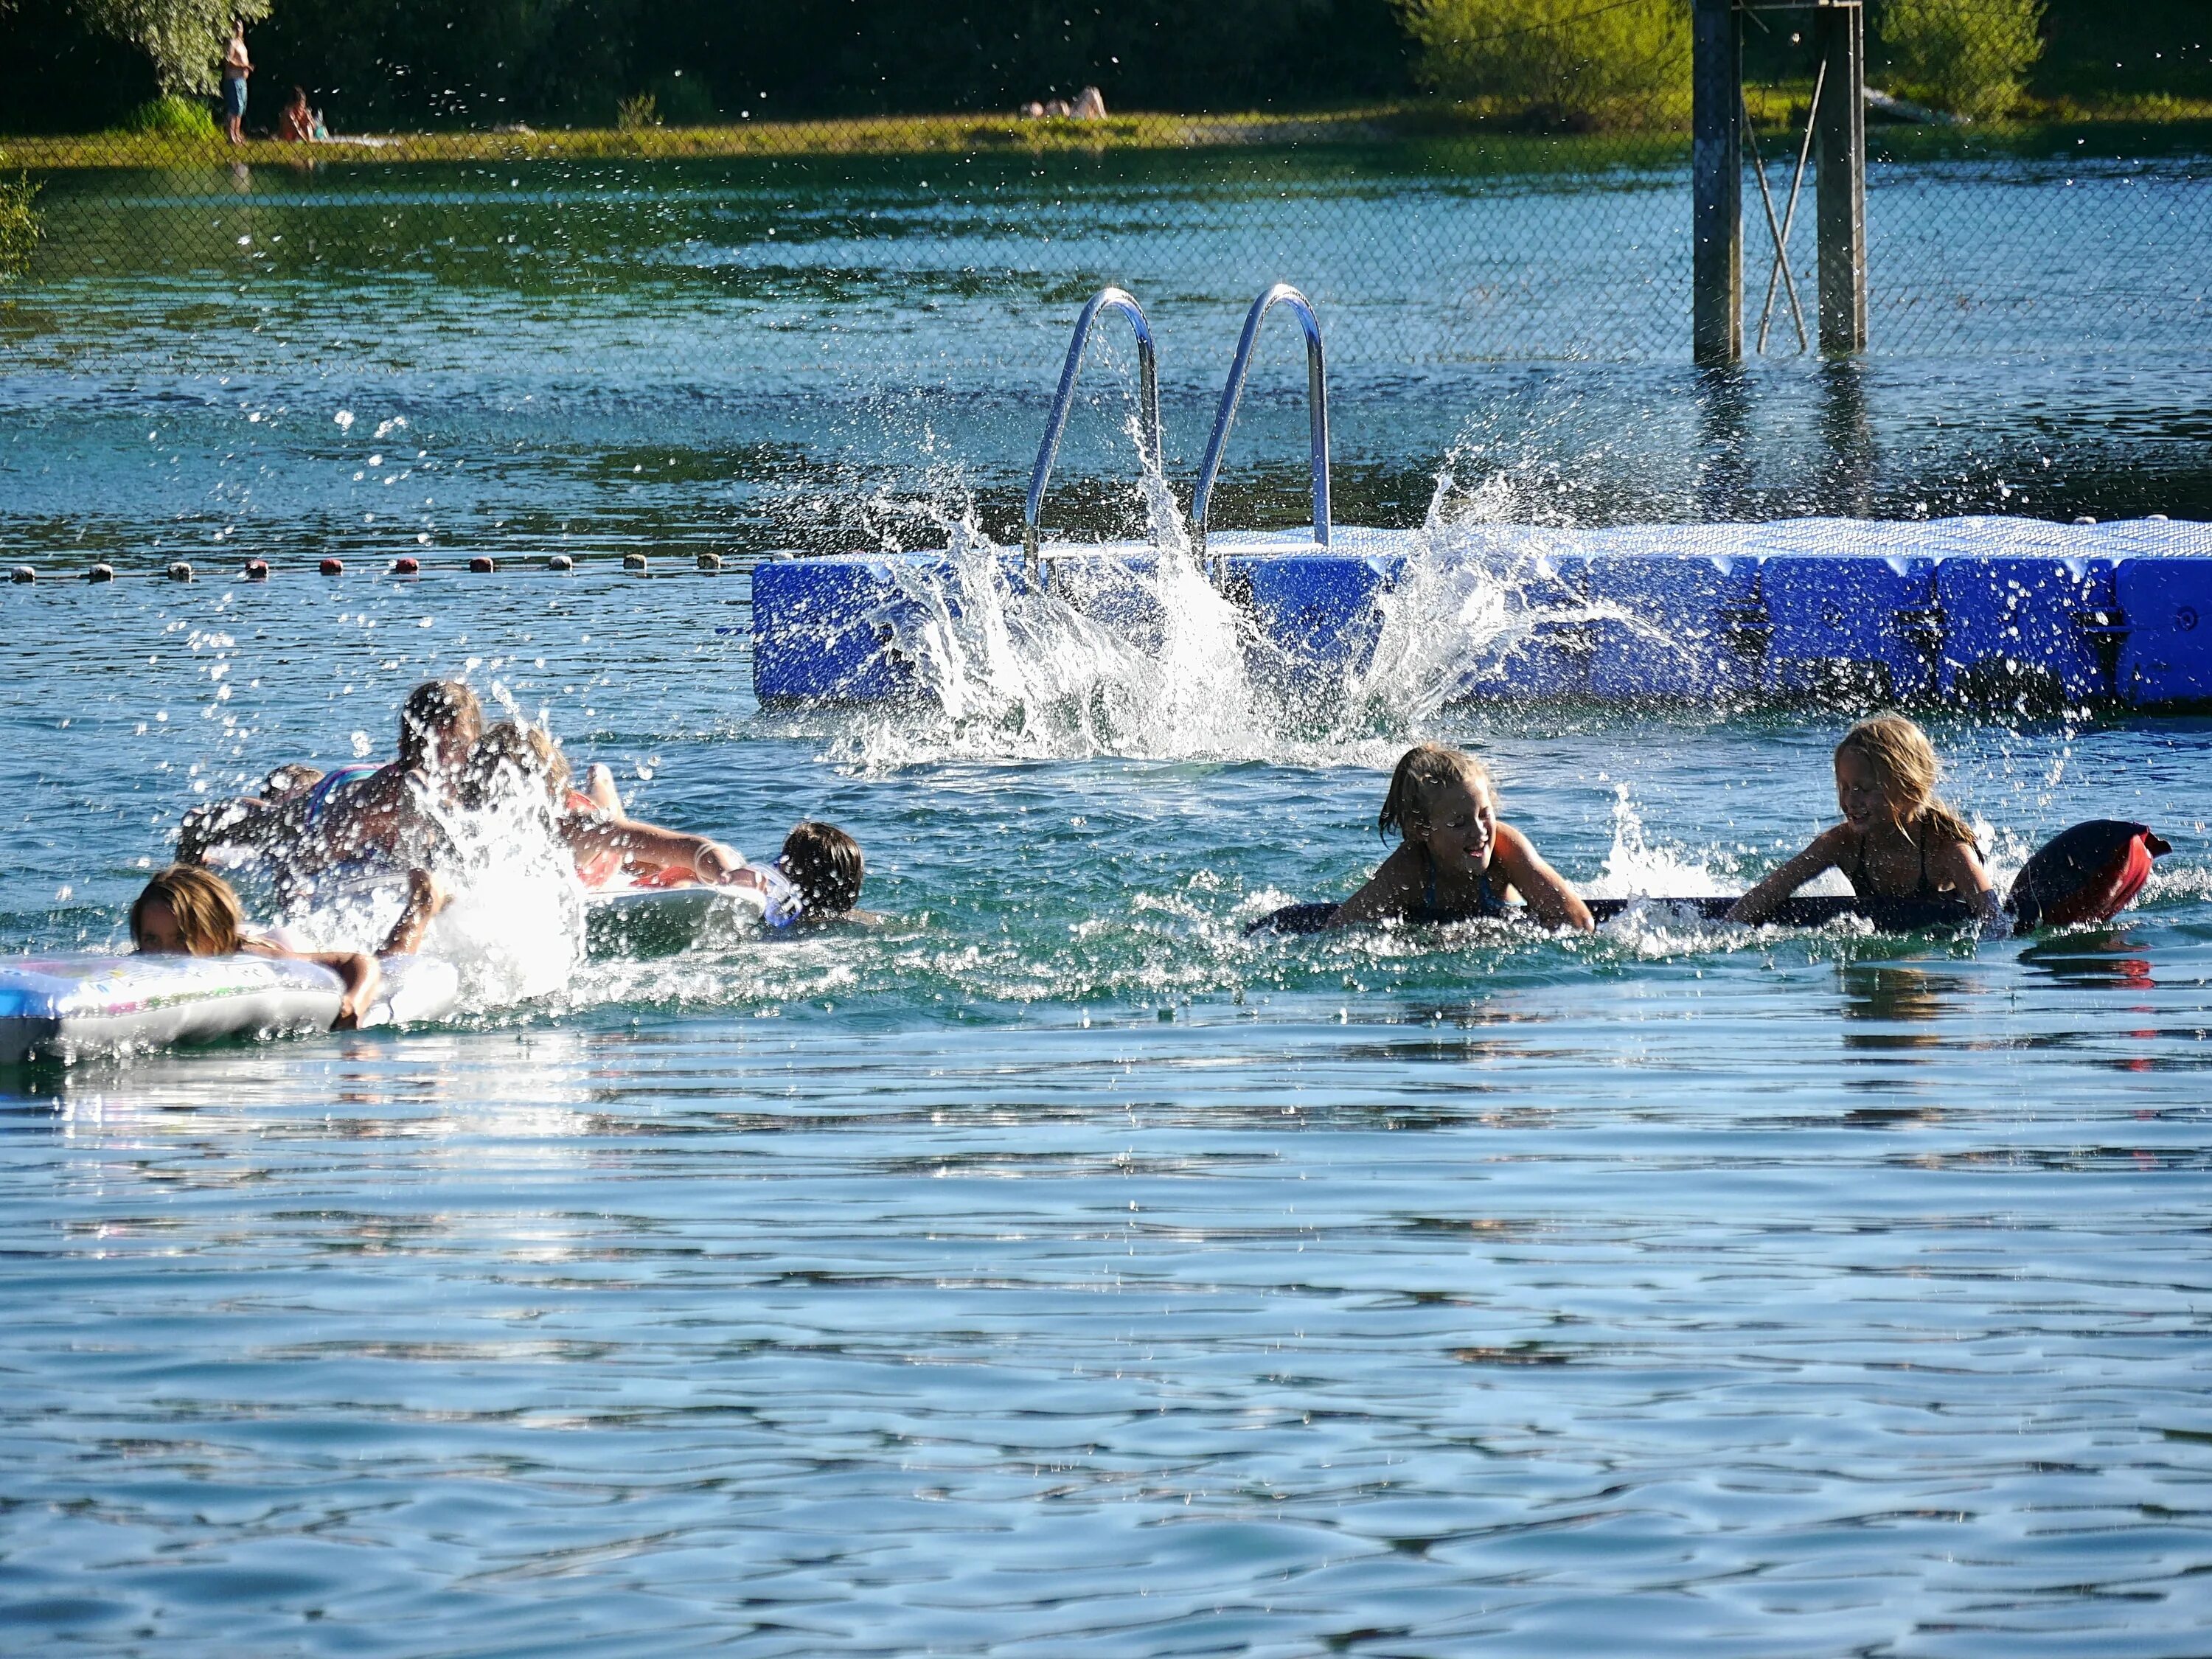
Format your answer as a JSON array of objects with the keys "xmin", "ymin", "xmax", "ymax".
[
  {"xmin": 1728, "ymin": 714, "xmax": 2007, "ymax": 935},
  {"xmin": 1330, "ymin": 744, "xmax": 1593, "ymax": 931}
]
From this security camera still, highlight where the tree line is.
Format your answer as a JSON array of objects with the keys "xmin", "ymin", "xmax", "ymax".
[{"xmin": 0, "ymin": 0, "xmax": 2200, "ymax": 136}]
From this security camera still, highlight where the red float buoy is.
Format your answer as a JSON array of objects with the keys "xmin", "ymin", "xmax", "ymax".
[
  {"xmin": 319, "ymin": 556, "xmax": 344, "ymax": 576},
  {"xmin": 243, "ymin": 559, "xmax": 270, "ymax": 580},
  {"xmin": 2008, "ymin": 820, "xmax": 2172, "ymax": 929},
  {"xmin": 469, "ymin": 555, "xmax": 496, "ymax": 574},
  {"xmin": 390, "ymin": 555, "xmax": 421, "ymax": 575}
]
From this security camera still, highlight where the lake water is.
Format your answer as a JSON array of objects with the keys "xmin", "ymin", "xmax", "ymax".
[{"xmin": 2, "ymin": 145, "xmax": 2212, "ymax": 1655}]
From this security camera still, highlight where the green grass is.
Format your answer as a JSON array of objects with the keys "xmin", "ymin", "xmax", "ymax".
[{"xmin": 1, "ymin": 91, "xmax": 2207, "ymax": 173}]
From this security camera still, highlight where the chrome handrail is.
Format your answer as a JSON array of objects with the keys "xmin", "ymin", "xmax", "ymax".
[
  {"xmin": 1190, "ymin": 283, "xmax": 1331, "ymax": 580},
  {"xmin": 1023, "ymin": 286, "xmax": 1163, "ymax": 582}
]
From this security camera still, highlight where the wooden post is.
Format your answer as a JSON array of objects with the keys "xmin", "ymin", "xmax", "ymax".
[
  {"xmin": 1814, "ymin": 0, "xmax": 1868, "ymax": 353},
  {"xmin": 1691, "ymin": 0, "xmax": 1744, "ymax": 364}
]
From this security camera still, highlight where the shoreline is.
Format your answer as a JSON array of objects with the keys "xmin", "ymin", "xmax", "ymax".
[{"xmin": 4, "ymin": 96, "xmax": 2211, "ymax": 171}]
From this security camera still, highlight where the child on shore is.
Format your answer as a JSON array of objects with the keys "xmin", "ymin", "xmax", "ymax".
[
  {"xmin": 1728, "ymin": 714, "xmax": 2007, "ymax": 934},
  {"xmin": 1329, "ymin": 743, "xmax": 1593, "ymax": 932},
  {"xmin": 128, "ymin": 863, "xmax": 442, "ymax": 1029}
]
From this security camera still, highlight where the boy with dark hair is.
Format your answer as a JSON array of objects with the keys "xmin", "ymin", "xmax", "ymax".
[{"xmin": 776, "ymin": 821, "xmax": 881, "ymax": 924}]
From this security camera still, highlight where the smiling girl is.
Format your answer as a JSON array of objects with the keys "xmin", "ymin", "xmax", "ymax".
[
  {"xmin": 1728, "ymin": 714, "xmax": 2007, "ymax": 933},
  {"xmin": 1328, "ymin": 743, "xmax": 1593, "ymax": 932}
]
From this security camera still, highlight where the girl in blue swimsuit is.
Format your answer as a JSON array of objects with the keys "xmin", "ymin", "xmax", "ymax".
[{"xmin": 1329, "ymin": 743, "xmax": 1593, "ymax": 932}]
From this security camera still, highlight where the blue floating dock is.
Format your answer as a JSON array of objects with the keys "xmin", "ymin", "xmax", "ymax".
[{"xmin": 751, "ymin": 517, "xmax": 2212, "ymax": 712}]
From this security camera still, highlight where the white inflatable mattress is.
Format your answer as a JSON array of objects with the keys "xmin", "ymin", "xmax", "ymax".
[
  {"xmin": 0, "ymin": 952, "xmax": 460, "ymax": 1065},
  {"xmin": 583, "ymin": 883, "xmax": 763, "ymax": 958}
]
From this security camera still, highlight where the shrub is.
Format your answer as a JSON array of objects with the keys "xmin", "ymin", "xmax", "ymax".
[
  {"xmin": 650, "ymin": 73, "xmax": 717, "ymax": 127},
  {"xmin": 0, "ymin": 175, "xmax": 42, "ymax": 285},
  {"xmin": 616, "ymin": 92, "xmax": 661, "ymax": 132},
  {"xmin": 122, "ymin": 94, "xmax": 220, "ymax": 139},
  {"xmin": 1396, "ymin": 0, "xmax": 1691, "ymax": 126},
  {"xmin": 80, "ymin": 0, "xmax": 274, "ymax": 97},
  {"xmin": 1877, "ymin": 0, "xmax": 2046, "ymax": 122}
]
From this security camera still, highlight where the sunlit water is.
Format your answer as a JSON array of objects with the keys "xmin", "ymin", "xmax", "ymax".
[{"xmin": 3, "ymin": 147, "xmax": 2212, "ymax": 1653}]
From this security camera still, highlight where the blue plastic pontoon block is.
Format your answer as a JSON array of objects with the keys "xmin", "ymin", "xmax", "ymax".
[
  {"xmin": 751, "ymin": 556, "xmax": 919, "ymax": 706},
  {"xmin": 1237, "ymin": 552, "xmax": 1402, "ymax": 678},
  {"xmin": 1935, "ymin": 555, "xmax": 2119, "ymax": 705},
  {"xmin": 1583, "ymin": 554, "xmax": 1762, "ymax": 700},
  {"xmin": 1049, "ymin": 549, "xmax": 1168, "ymax": 654},
  {"xmin": 1760, "ymin": 554, "xmax": 1939, "ymax": 700},
  {"xmin": 2117, "ymin": 556, "xmax": 2212, "ymax": 709},
  {"xmin": 1455, "ymin": 555, "xmax": 1591, "ymax": 700}
]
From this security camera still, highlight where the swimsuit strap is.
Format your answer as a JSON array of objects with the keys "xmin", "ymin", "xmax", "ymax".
[
  {"xmin": 1416, "ymin": 846, "xmax": 1504, "ymax": 924},
  {"xmin": 302, "ymin": 762, "xmax": 382, "ymax": 826},
  {"xmin": 1848, "ymin": 822, "xmax": 1940, "ymax": 900}
]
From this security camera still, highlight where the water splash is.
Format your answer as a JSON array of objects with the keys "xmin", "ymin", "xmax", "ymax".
[
  {"xmin": 1583, "ymin": 785, "xmax": 1731, "ymax": 900},
  {"xmin": 818, "ymin": 453, "xmax": 1628, "ymax": 768},
  {"xmin": 271, "ymin": 781, "xmax": 585, "ymax": 1009}
]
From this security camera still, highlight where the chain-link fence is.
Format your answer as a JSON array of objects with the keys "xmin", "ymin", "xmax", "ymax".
[
  {"xmin": 1, "ymin": 1, "xmax": 2205, "ymax": 370},
  {"xmin": 0, "ymin": 1, "xmax": 2205, "ymax": 569}
]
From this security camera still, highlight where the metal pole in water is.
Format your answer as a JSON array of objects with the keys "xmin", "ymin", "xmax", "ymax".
[
  {"xmin": 1814, "ymin": 0, "xmax": 1869, "ymax": 353},
  {"xmin": 1691, "ymin": 0, "xmax": 1745, "ymax": 366}
]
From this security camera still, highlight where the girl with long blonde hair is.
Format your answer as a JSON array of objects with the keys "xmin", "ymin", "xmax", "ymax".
[{"xmin": 1729, "ymin": 715, "xmax": 2006, "ymax": 933}]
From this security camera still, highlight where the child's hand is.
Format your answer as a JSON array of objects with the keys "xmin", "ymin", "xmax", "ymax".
[{"xmin": 694, "ymin": 842, "xmax": 748, "ymax": 886}]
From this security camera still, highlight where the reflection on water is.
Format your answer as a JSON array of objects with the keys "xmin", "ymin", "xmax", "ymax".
[
  {"xmin": 0, "ymin": 140, "xmax": 2210, "ymax": 1659},
  {"xmin": 1838, "ymin": 960, "xmax": 1970, "ymax": 1056},
  {"xmin": 7, "ymin": 983, "xmax": 2212, "ymax": 1653}
]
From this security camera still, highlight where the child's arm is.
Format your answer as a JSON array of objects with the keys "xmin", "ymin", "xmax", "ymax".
[
  {"xmin": 1728, "ymin": 826, "xmax": 1848, "ymax": 923},
  {"xmin": 1930, "ymin": 837, "xmax": 2010, "ymax": 939},
  {"xmin": 1324, "ymin": 844, "xmax": 1418, "ymax": 928},
  {"xmin": 378, "ymin": 869, "xmax": 449, "ymax": 956},
  {"xmin": 1492, "ymin": 823, "xmax": 1593, "ymax": 932},
  {"xmin": 562, "ymin": 813, "xmax": 749, "ymax": 886},
  {"xmin": 582, "ymin": 763, "xmax": 623, "ymax": 813},
  {"xmin": 242, "ymin": 936, "xmax": 381, "ymax": 1026}
]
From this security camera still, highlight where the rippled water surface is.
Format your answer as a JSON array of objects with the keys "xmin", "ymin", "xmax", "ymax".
[{"xmin": 3, "ymin": 150, "xmax": 2212, "ymax": 1655}]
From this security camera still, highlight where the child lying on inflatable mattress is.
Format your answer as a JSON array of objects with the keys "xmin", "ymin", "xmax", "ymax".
[
  {"xmin": 175, "ymin": 681, "xmax": 482, "ymax": 901},
  {"xmin": 469, "ymin": 724, "xmax": 880, "ymax": 928},
  {"xmin": 130, "ymin": 863, "xmax": 447, "ymax": 1029},
  {"xmin": 465, "ymin": 721, "xmax": 761, "ymax": 885}
]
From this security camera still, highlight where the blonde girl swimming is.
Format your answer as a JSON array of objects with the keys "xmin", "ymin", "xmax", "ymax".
[
  {"xmin": 1728, "ymin": 714, "xmax": 2007, "ymax": 934},
  {"xmin": 1329, "ymin": 743, "xmax": 1593, "ymax": 932}
]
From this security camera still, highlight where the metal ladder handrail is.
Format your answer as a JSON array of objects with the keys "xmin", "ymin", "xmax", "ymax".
[
  {"xmin": 1189, "ymin": 283, "xmax": 1331, "ymax": 580},
  {"xmin": 1023, "ymin": 286, "xmax": 1163, "ymax": 582}
]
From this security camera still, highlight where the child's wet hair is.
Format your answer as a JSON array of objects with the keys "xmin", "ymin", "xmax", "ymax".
[
  {"xmin": 131, "ymin": 864, "xmax": 245, "ymax": 955},
  {"xmin": 399, "ymin": 679, "xmax": 482, "ymax": 767},
  {"xmin": 1836, "ymin": 715, "xmax": 1977, "ymax": 846},
  {"xmin": 1378, "ymin": 744, "xmax": 1493, "ymax": 839},
  {"xmin": 463, "ymin": 721, "xmax": 569, "ymax": 809},
  {"xmin": 779, "ymin": 821, "xmax": 864, "ymax": 915}
]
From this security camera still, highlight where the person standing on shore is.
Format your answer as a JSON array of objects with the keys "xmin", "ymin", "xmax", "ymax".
[{"xmin": 220, "ymin": 22, "xmax": 252, "ymax": 144}]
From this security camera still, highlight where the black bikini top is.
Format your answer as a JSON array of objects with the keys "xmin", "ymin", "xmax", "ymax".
[{"xmin": 1844, "ymin": 825, "xmax": 1938, "ymax": 900}]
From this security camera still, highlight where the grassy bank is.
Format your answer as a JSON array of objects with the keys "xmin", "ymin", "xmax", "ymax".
[{"xmin": 4, "ymin": 90, "xmax": 2210, "ymax": 172}]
